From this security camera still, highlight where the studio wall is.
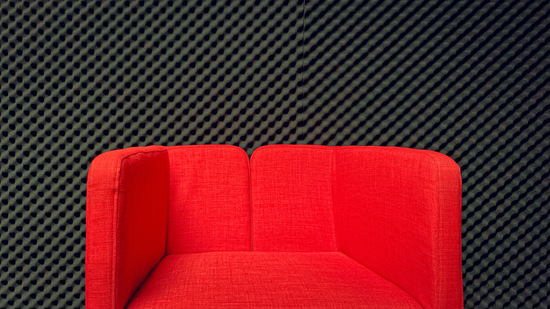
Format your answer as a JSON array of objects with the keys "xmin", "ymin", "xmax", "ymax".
[{"xmin": 1, "ymin": 0, "xmax": 548, "ymax": 307}]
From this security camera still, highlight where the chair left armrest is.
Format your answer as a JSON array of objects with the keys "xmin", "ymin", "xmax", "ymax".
[{"xmin": 85, "ymin": 146, "xmax": 170, "ymax": 309}]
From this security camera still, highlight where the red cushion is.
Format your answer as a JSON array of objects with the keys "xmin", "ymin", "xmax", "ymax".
[
  {"xmin": 250, "ymin": 146, "xmax": 337, "ymax": 251},
  {"xmin": 167, "ymin": 145, "xmax": 251, "ymax": 253},
  {"xmin": 127, "ymin": 252, "xmax": 422, "ymax": 308}
]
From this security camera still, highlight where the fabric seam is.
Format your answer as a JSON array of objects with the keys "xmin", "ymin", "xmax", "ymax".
[
  {"xmin": 248, "ymin": 150, "xmax": 253, "ymax": 251},
  {"xmin": 112, "ymin": 155, "xmax": 122, "ymax": 309},
  {"xmin": 341, "ymin": 251, "xmax": 424, "ymax": 308},
  {"xmin": 165, "ymin": 149, "xmax": 171, "ymax": 255},
  {"xmin": 331, "ymin": 148, "xmax": 338, "ymax": 251},
  {"xmin": 423, "ymin": 151, "xmax": 443, "ymax": 309}
]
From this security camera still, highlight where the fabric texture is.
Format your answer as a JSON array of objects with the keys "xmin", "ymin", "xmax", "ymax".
[
  {"xmin": 250, "ymin": 146, "xmax": 337, "ymax": 251},
  {"xmin": 167, "ymin": 145, "xmax": 251, "ymax": 253},
  {"xmin": 85, "ymin": 146, "xmax": 170, "ymax": 309},
  {"xmin": 333, "ymin": 146, "xmax": 463, "ymax": 309},
  {"xmin": 127, "ymin": 252, "xmax": 422, "ymax": 308}
]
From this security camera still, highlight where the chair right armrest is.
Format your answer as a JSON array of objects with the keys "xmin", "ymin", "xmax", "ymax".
[{"xmin": 333, "ymin": 146, "xmax": 463, "ymax": 309}]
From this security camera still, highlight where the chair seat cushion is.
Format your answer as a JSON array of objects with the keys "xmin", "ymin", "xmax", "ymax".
[{"xmin": 127, "ymin": 252, "xmax": 421, "ymax": 308}]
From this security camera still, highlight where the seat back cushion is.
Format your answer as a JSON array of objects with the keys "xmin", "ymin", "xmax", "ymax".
[
  {"xmin": 167, "ymin": 145, "xmax": 251, "ymax": 253},
  {"xmin": 250, "ymin": 145, "xmax": 337, "ymax": 251}
]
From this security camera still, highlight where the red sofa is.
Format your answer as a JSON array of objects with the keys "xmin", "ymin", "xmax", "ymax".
[{"xmin": 86, "ymin": 145, "xmax": 463, "ymax": 308}]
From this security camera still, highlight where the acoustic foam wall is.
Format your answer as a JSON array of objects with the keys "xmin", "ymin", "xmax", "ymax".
[{"xmin": 0, "ymin": 0, "xmax": 548, "ymax": 308}]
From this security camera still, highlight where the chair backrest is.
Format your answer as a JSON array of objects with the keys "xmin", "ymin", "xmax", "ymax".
[
  {"xmin": 250, "ymin": 145, "xmax": 338, "ymax": 251},
  {"xmin": 167, "ymin": 145, "xmax": 339, "ymax": 253},
  {"xmin": 166, "ymin": 145, "xmax": 251, "ymax": 253}
]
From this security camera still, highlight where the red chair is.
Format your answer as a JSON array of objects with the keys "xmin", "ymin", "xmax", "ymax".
[{"xmin": 86, "ymin": 145, "xmax": 463, "ymax": 308}]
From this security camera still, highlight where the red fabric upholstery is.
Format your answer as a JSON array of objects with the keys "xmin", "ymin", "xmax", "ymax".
[
  {"xmin": 250, "ymin": 146, "xmax": 337, "ymax": 251},
  {"xmin": 333, "ymin": 146, "xmax": 463, "ymax": 309},
  {"xmin": 127, "ymin": 252, "xmax": 422, "ymax": 308},
  {"xmin": 166, "ymin": 145, "xmax": 250, "ymax": 253},
  {"xmin": 86, "ymin": 146, "xmax": 170, "ymax": 309},
  {"xmin": 86, "ymin": 144, "xmax": 463, "ymax": 308}
]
